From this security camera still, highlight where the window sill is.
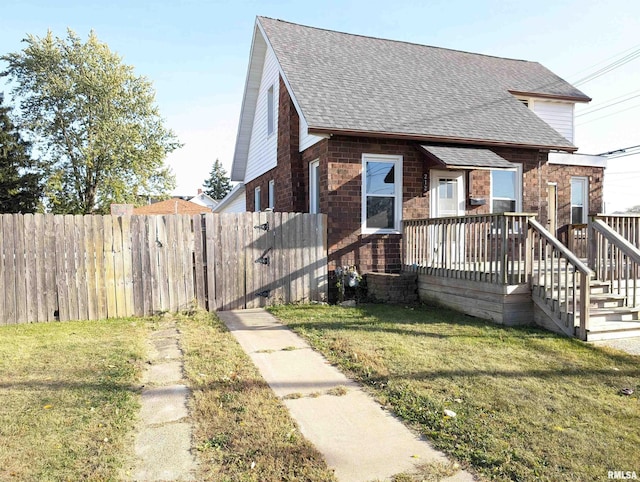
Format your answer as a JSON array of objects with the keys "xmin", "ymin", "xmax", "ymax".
[{"xmin": 361, "ymin": 228, "xmax": 402, "ymax": 235}]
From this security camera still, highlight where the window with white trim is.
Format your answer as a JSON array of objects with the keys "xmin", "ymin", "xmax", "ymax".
[
  {"xmin": 268, "ymin": 180, "xmax": 275, "ymax": 210},
  {"xmin": 267, "ymin": 85, "xmax": 274, "ymax": 136},
  {"xmin": 361, "ymin": 154, "xmax": 403, "ymax": 233},
  {"xmin": 491, "ymin": 166, "xmax": 522, "ymax": 213},
  {"xmin": 309, "ymin": 159, "xmax": 320, "ymax": 213},
  {"xmin": 254, "ymin": 186, "xmax": 261, "ymax": 212},
  {"xmin": 571, "ymin": 177, "xmax": 588, "ymax": 224}
]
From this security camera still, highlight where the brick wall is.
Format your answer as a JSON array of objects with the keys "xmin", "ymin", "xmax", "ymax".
[
  {"xmin": 548, "ymin": 163, "xmax": 604, "ymax": 226},
  {"xmin": 322, "ymin": 135, "xmax": 429, "ymax": 273},
  {"xmin": 366, "ymin": 272, "xmax": 418, "ymax": 304}
]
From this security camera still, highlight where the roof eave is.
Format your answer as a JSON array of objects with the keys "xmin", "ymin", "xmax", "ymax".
[
  {"xmin": 307, "ymin": 127, "xmax": 578, "ymax": 152},
  {"xmin": 508, "ymin": 90, "xmax": 592, "ymax": 103}
]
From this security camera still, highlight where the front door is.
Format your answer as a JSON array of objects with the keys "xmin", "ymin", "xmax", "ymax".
[{"xmin": 430, "ymin": 171, "xmax": 465, "ymax": 266}]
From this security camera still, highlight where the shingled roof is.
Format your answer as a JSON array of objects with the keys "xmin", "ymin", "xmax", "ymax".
[{"xmin": 256, "ymin": 17, "xmax": 589, "ymax": 151}]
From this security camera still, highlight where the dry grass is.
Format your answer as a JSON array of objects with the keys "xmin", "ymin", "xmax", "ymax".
[
  {"xmin": 178, "ymin": 311, "xmax": 336, "ymax": 481},
  {"xmin": 270, "ymin": 303, "xmax": 640, "ymax": 481},
  {"xmin": 0, "ymin": 317, "xmax": 148, "ymax": 480}
]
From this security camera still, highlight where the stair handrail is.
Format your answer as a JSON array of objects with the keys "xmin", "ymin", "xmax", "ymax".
[
  {"xmin": 528, "ymin": 219, "xmax": 593, "ymax": 276},
  {"xmin": 591, "ymin": 219, "xmax": 640, "ymax": 265},
  {"xmin": 528, "ymin": 218, "xmax": 592, "ymax": 340},
  {"xmin": 590, "ymin": 219, "xmax": 640, "ymax": 309}
]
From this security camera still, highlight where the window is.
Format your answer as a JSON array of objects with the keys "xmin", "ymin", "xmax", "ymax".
[
  {"xmin": 361, "ymin": 154, "xmax": 403, "ymax": 233},
  {"xmin": 268, "ymin": 180, "xmax": 275, "ymax": 210},
  {"xmin": 571, "ymin": 177, "xmax": 588, "ymax": 224},
  {"xmin": 309, "ymin": 160, "xmax": 320, "ymax": 213},
  {"xmin": 267, "ymin": 85, "xmax": 274, "ymax": 136},
  {"xmin": 254, "ymin": 186, "xmax": 261, "ymax": 212},
  {"xmin": 491, "ymin": 167, "xmax": 522, "ymax": 213}
]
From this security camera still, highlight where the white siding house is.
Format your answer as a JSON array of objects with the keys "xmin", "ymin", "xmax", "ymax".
[
  {"xmin": 532, "ymin": 100, "xmax": 575, "ymax": 143},
  {"xmin": 212, "ymin": 184, "xmax": 246, "ymax": 213},
  {"xmin": 244, "ymin": 47, "xmax": 280, "ymax": 183}
]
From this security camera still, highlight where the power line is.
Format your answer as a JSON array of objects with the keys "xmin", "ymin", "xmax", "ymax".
[
  {"xmin": 572, "ymin": 46, "xmax": 640, "ymax": 87},
  {"xmin": 575, "ymin": 103, "xmax": 640, "ymax": 126},
  {"xmin": 568, "ymin": 42, "xmax": 640, "ymax": 79},
  {"xmin": 576, "ymin": 91, "xmax": 640, "ymax": 117},
  {"xmin": 598, "ymin": 144, "xmax": 640, "ymax": 158}
]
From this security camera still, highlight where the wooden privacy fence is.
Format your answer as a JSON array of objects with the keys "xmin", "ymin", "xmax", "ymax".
[{"xmin": 0, "ymin": 212, "xmax": 327, "ymax": 325}]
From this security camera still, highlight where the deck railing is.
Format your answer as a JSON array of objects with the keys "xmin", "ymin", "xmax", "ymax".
[
  {"xmin": 403, "ymin": 213, "xmax": 534, "ymax": 284},
  {"xmin": 590, "ymin": 218, "xmax": 640, "ymax": 307},
  {"xmin": 528, "ymin": 218, "xmax": 592, "ymax": 340}
]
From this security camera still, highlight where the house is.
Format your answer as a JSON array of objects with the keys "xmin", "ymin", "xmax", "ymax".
[
  {"xmin": 189, "ymin": 189, "xmax": 219, "ymax": 210},
  {"xmin": 132, "ymin": 197, "xmax": 212, "ymax": 215},
  {"xmin": 231, "ymin": 16, "xmax": 606, "ymax": 277},
  {"xmin": 211, "ymin": 183, "xmax": 246, "ymax": 213}
]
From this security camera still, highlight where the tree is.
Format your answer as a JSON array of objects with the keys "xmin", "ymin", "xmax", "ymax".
[
  {"xmin": 1, "ymin": 30, "xmax": 180, "ymax": 214},
  {"xmin": 0, "ymin": 93, "xmax": 42, "ymax": 213},
  {"xmin": 203, "ymin": 158, "xmax": 232, "ymax": 200}
]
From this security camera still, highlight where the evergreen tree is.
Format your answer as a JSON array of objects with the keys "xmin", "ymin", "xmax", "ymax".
[
  {"xmin": 0, "ymin": 94, "xmax": 41, "ymax": 213},
  {"xmin": 203, "ymin": 159, "xmax": 232, "ymax": 200}
]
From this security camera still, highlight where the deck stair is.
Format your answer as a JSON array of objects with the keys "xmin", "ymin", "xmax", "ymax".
[{"xmin": 532, "ymin": 262, "xmax": 640, "ymax": 341}]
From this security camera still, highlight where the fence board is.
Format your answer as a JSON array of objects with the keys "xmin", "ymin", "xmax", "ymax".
[
  {"xmin": 130, "ymin": 216, "xmax": 144, "ymax": 317},
  {"xmin": 204, "ymin": 214, "xmax": 217, "ymax": 312},
  {"xmin": 5, "ymin": 215, "xmax": 17, "ymax": 323},
  {"xmin": 93, "ymin": 216, "xmax": 107, "ymax": 320},
  {"xmin": 13, "ymin": 214, "xmax": 27, "ymax": 323},
  {"xmin": 24, "ymin": 214, "xmax": 38, "ymax": 323},
  {"xmin": 121, "ymin": 216, "xmax": 134, "ymax": 316},
  {"xmin": 193, "ymin": 215, "xmax": 206, "ymax": 310},
  {"xmin": 0, "ymin": 216, "xmax": 5, "ymax": 323},
  {"xmin": 103, "ymin": 216, "xmax": 117, "ymax": 318},
  {"xmin": 83, "ymin": 215, "xmax": 97, "ymax": 321},
  {"xmin": 74, "ymin": 215, "xmax": 89, "ymax": 321}
]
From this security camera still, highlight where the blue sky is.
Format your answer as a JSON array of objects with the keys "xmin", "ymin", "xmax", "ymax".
[{"xmin": 2, "ymin": 0, "xmax": 639, "ymax": 211}]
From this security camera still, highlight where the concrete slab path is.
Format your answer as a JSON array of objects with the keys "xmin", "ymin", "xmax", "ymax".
[
  {"xmin": 129, "ymin": 322, "xmax": 198, "ymax": 481},
  {"xmin": 219, "ymin": 309, "xmax": 475, "ymax": 482}
]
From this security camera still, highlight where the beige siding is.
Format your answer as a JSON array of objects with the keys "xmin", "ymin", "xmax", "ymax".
[
  {"xmin": 533, "ymin": 100, "xmax": 574, "ymax": 143},
  {"xmin": 245, "ymin": 47, "xmax": 280, "ymax": 183}
]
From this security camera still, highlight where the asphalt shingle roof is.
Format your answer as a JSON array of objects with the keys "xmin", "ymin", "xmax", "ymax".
[
  {"xmin": 258, "ymin": 17, "xmax": 589, "ymax": 150},
  {"xmin": 420, "ymin": 145, "xmax": 516, "ymax": 169}
]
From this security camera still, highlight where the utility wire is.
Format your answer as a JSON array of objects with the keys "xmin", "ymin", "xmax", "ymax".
[
  {"xmin": 576, "ymin": 91, "xmax": 640, "ymax": 117},
  {"xmin": 598, "ymin": 144, "xmax": 640, "ymax": 157},
  {"xmin": 575, "ymin": 103, "xmax": 640, "ymax": 126},
  {"xmin": 572, "ymin": 46, "xmax": 640, "ymax": 86}
]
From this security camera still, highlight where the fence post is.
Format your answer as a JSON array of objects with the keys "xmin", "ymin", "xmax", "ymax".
[{"xmin": 500, "ymin": 215, "xmax": 508, "ymax": 284}]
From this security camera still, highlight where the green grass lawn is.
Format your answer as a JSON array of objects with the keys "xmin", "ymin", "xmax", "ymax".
[
  {"xmin": 270, "ymin": 304, "xmax": 640, "ymax": 481},
  {"xmin": 0, "ymin": 318, "xmax": 149, "ymax": 481},
  {"xmin": 178, "ymin": 311, "xmax": 337, "ymax": 481}
]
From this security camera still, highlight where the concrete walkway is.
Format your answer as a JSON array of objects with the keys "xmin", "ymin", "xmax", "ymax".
[
  {"xmin": 591, "ymin": 337, "xmax": 640, "ymax": 356},
  {"xmin": 218, "ymin": 309, "xmax": 474, "ymax": 482},
  {"xmin": 130, "ymin": 321, "xmax": 197, "ymax": 481}
]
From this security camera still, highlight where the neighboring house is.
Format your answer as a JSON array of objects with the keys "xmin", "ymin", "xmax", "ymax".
[
  {"xmin": 231, "ymin": 16, "xmax": 606, "ymax": 274},
  {"xmin": 212, "ymin": 183, "xmax": 247, "ymax": 213},
  {"xmin": 133, "ymin": 197, "xmax": 212, "ymax": 215},
  {"xmin": 190, "ymin": 189, "xmax": 219, "ymax": 210}
]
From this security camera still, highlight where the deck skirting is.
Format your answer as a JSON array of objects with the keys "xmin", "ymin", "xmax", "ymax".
[{"xmin": 417, "ymin": 275, "xmax": 533, "ymax": 326}]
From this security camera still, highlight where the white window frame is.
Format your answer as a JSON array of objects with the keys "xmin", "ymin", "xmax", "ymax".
[
  {"xmin": 254, "ymin": 186, "xmax": 261, "ymax": 212},
  {"xmin": 309, "ymin": 159, "xmax": 320, "ymax": 214},
  {"xmin": 268, "ymin": 180, "xmax": 275, "ymax": 210},
  {"xmin": 490, "ymin": 165, "xmax": 523, "ymax": 214},
  {"xmin": 361, "ymin": 153, "xmax": 403, "ymax": 234},
  {"xmin": 571, "ymin": 176, "xmax": 589, "ymax": 224},
  {"xmin": 267, "ymin": 85, "xmax": 275, "ymax": 136}
]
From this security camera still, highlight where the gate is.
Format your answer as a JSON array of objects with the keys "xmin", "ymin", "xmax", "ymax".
[{"xmin": 193, "ymin": 212, "xmax": 327, "ymax": 311}]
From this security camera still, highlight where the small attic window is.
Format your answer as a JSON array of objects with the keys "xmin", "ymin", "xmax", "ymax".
[
  {"xmin": 267, "ymin": 85, "xmax": 274, "ymax": 135},
  {"xmin": 519, "ymin": 98, "xmax": 529, "ymax": 108}
]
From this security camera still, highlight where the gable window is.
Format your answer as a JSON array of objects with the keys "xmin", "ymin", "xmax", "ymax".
[
  {"xmin": 267, "ymin": 85, "xmax": 274, "ymax": 136},
  {"xmin": 491, "ymin": 167, "xmax": 522, "ymax": 213},
  {"xmin": 254, "ymin": 186, "xmax": 261, "ymax": 212},
  {"xmin": 309, "ymin": 160, "xmax": 320, "ymax": 213},
  {"xmin": 571, "ymin": 177, "xmax": 588, "ymax": 224},
  {"xmin": 268, "ymin": 180, "xmax": 275, "ymax": 210},
  {"xmin": 361, "ymin": 154, "xmax": 403, "ymax": 233}
]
